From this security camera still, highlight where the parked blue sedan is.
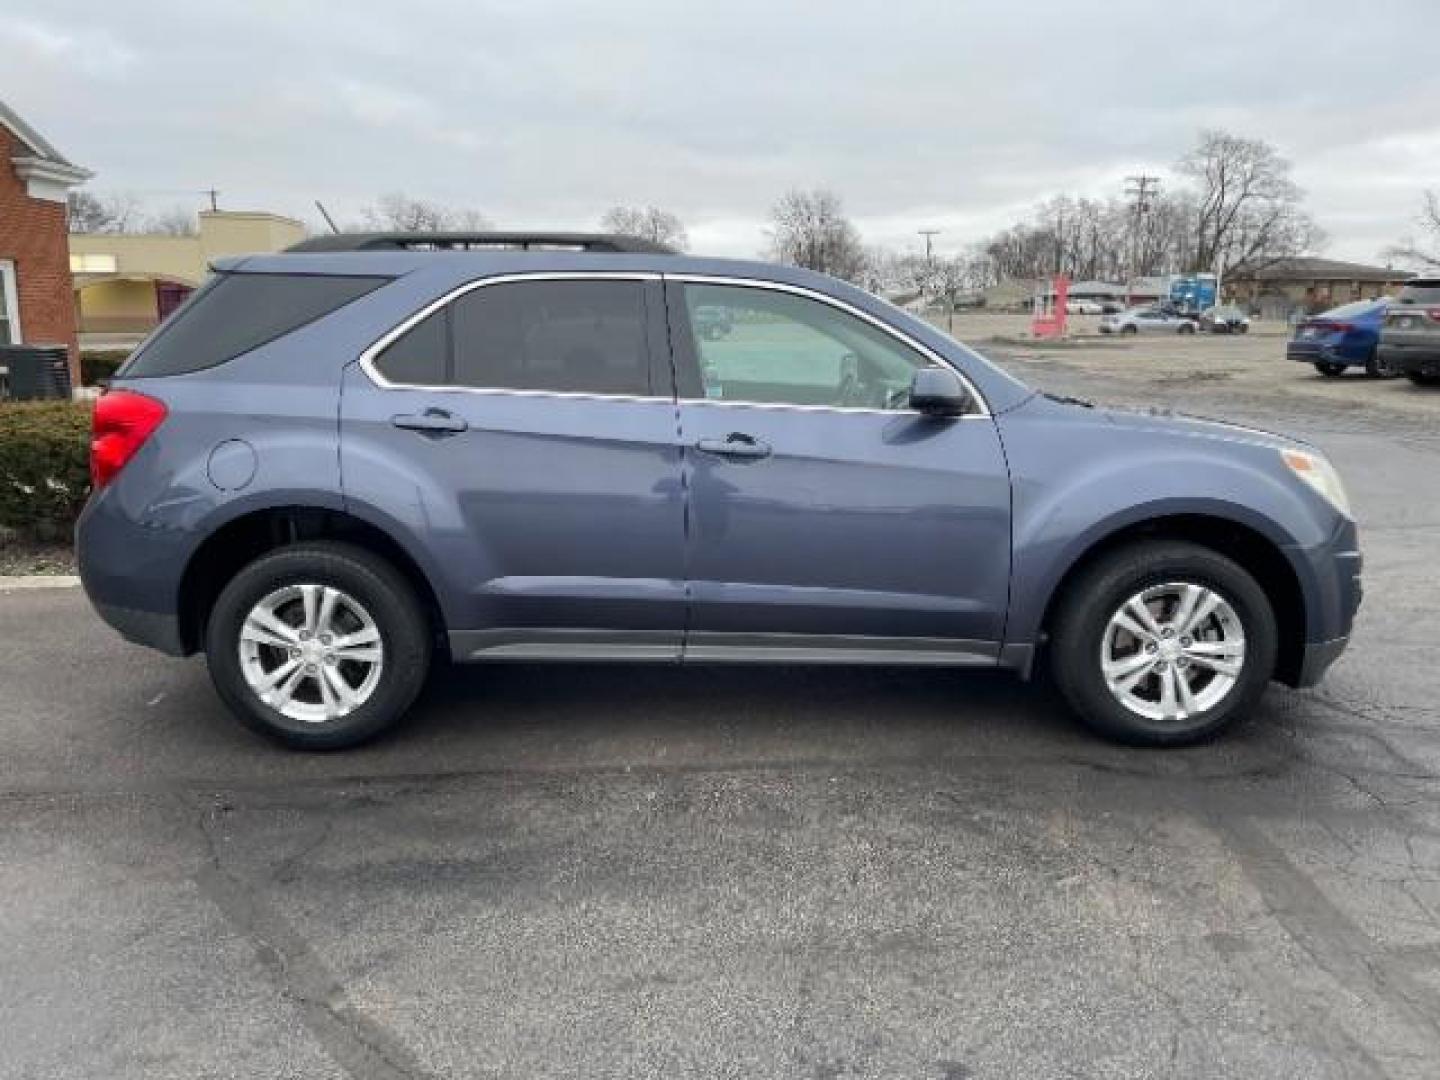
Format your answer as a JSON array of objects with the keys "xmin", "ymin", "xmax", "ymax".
[{"xmin": 1288, "ymin": 298, "xmax": 1392, "ymax": 377}]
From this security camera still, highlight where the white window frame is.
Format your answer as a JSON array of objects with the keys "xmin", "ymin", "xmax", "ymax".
[{"xmin": 0, "ymin": 259, "xmax": 21, "ymax": 344}]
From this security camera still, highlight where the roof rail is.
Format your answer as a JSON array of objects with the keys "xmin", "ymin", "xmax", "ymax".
[{"xmin": 285, "ymin": 231, "xmax": 677, "ymax": 255}]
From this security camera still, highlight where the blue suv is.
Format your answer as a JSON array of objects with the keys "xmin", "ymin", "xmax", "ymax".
[{"xmin": 77, "ymin": 232, "xmax": 1361, "ymax": 749}]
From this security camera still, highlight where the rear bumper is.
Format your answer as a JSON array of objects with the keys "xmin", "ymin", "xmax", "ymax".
[
  {"xmin": 76, "ymin": 489, "xmax": 198, "ymax": 656},
  {"xmin": 92, "ymin": 601, "xmax": 187, "ymax": 656},
  {"xmin": 1287, "ymin": 341, "xmax": 1366, "ymax": 366},
  {"xmin": 1378, "ymin": 344, "xmax": 1440, "ymax": 377}
]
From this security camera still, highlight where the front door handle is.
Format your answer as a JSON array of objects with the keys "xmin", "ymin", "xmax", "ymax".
[
  {"xmin": 392, "ymin": 409, "xmax": 468, "ymax": 436},
  {"xmin": 695, "ymin": 433, "xmax": 772, "ymax": 461}
]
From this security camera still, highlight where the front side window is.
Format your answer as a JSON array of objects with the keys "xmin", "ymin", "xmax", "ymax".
[
  {"xmin": 450, "ymin": 280, "xmax": 650, "ymax": 395},
  {"xmin": 680, "ymin": 283, "xmax": 928, "ymax": 410}
]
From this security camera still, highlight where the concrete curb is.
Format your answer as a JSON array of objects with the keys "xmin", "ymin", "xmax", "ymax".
[{"xmin": 0, "ymin": 575, "xmax": 81, "ymax": 590}]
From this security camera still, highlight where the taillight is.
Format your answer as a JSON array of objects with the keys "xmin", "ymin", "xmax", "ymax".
[
  {"xmin": 90, "ymin": 389, "xmax": 167, "ymax": 490},
  {"xmin": 1428, "ymin": 307, "xmax": 1440, "ymax": 322},
  {"xmin": 1309, "ymin": 320, "xmax": 1352, "ymax": 333}
]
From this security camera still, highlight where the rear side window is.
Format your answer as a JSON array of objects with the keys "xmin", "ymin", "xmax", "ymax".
[
  {"xmin": 1397, "ymin": 280, "xmax": 1440, "ymax": 304},
  {"xmin": 451, "ymin": 280, "xmax": 650, "ymax": 395},
  {"xmin": 122, "ymin": 272, "xmax": 387, "ymax": 377}
]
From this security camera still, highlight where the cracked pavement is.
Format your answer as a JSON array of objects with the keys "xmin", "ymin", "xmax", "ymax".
[{"xmin": 1, "ymin": 342, "xmax": 1438, "ymax": 1079}]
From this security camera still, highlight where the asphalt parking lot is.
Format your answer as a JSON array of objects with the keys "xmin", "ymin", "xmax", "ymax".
[{"xmin": 3, "ymin": 332, "xmax": 1439, "ymax": 1079}]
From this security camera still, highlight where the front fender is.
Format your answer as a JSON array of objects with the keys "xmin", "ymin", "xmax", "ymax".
[{"xmin": 998, "ymin": 407, "xmax": 1335, "ymax": 648}]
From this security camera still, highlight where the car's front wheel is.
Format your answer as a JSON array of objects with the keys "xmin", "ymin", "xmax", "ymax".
[
  {"xmin": 1314, "ymin": 361, "xmax": 1347, "ymax": 377},
  {"xmin": 205, "ymin": 542, "xmax": 431, "ymax": 749},
  {"xmin": 1408, "ymin": 372, "xmax": 1440, "ymax": 387},
  {"xmin": 1178, "ymin": 322, "xmax": 1196, "ymax": 334},
  {"xmin": 1049, "ymin": 541, "xmax": 1277, "ymax": 746},
  {"xmin": 1120, "ymin": 324, "xmax": 1138, "ymax": 335}
]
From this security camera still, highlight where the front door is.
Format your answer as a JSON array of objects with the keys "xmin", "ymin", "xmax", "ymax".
[
  {"xmin": 341, "ymin": 274, "xmax": 688, "ymax": 660},
  {"xmin": 665, "ymin": 279, "xmax": 1012, "ymax": 663}
]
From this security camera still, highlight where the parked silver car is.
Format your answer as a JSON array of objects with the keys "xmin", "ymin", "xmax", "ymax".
[{"xmin": 1100, "ymin": 307, "xmax": 1199, "ymax": 335}]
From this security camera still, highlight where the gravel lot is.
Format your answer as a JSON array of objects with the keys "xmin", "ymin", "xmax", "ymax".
[{"xmin": 2, "ymin": 329, "xmax": 1438, "ymax": 1080}]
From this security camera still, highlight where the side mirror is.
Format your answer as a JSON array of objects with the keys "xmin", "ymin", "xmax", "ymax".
[{"xmin": 908, "ymin": 366, "xmax": 970, "ymax": 417}]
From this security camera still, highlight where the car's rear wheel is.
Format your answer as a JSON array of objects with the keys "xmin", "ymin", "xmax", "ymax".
[
  {"xmin": 1178, "ymin": 322, "xmax": 1196, "ymax": 335},
  {"xmin": 1049, "ymin": 541, "xmax": 1277, "ymax": 746},
  {"xmin": 1121, "ymin": 324, "xmax": 1138, "ymax": 335},
  {"xmin": 205, "ymin": 542, "xmax": 431, "ymax": 749},
  {"xmin": 1408, "ymin": 372, "xmax": 1440, "ymax": 387},
  {"xmin": 1314, "ymin": 361, "xmax": 1347, "ymax": 377}
]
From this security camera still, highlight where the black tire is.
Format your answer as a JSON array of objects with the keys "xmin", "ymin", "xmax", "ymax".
[
  {"xmin": 1048, "ymin": 541, "xmax": 1278, "ymax": 747},
  {"xmin": 1407, "ymin": 372, "xmax": 1440, "ymax": 387},
  {"xmin": 1178, "ymin": 322, "xmax": 1196, "ymax": 335},
  {"xmin": 1314, "ymin": 361, "xmax": 1346, "ymax": 378},
  {"xmin": 1364, "ymin": 350, "xmax": 1395, "ymax": 378},
  {"xmin": 204, "ymin": 542, "xmax": 431, "ymax": 750},
  {"xmin": 1120, "ymin": 324, "xmax": 1138, "ymax": 335}
]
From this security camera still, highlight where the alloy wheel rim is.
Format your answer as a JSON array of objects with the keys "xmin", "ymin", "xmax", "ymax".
[
  {"xmin": 1100, "ymin": 581, "xmax": 1245, "ymax": 724},
  {"xmin": 238, "ymin": 584, "xmax": 384, "ymax": 723}
]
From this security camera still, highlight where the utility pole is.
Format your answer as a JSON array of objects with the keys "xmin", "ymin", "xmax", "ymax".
[
  {"xmin": 204, "ymin": 187, "xmax": 220, "ymax": 212},
  {"xmin": 1123, "ymin": 175, "xmax": 1160, "ymax": 305},
  {"xmin": 918, "ymin": 229, "xmax": 941, "ymax": 268}
]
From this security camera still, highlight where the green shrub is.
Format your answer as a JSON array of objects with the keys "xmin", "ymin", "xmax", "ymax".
[
  {"xmin": 80, "ymin": 350, "xmax": 130, "ymax": 386},
  {"xmin": 0, "ymin": 401, "xmax": 92, "ymax": 540}
]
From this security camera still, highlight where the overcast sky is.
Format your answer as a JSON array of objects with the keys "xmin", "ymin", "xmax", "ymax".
[{"xmin": 5, "ymin": 0, "xmax": 1438, "ymax": 263}]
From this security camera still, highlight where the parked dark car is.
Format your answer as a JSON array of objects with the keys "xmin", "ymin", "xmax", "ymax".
[
  {"xmin": 76, "ymin": 232, "xmax": 1360, "ymax": 750},
  {"xmin": 692, "ymin": 303, "xmax": 735, "ymax": 340},
  {"xmin": 1287, "ymin": 298, "xmax": 1391, "ymax": 377},
  {"xmin": 1377, "ymin": 277, "xmax": 1440, "ymax": 386},
  {"xmin": 1198, "ymin": 305, "xmax": 1250, "ymax": 334}
]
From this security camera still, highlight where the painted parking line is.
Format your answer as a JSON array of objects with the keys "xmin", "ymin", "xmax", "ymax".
[{"xmin": 0, "ymin": 575, "xmax": 81, "ymax": 590}]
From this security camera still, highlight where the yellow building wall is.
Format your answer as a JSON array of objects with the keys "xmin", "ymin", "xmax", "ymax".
[
  {"xmin": 76, "ymin": 280, "xmax": 157, "ymax": 333},
  {"xmin": 70, "ymin": 210, "xmax": 307, "ymax": 334}
]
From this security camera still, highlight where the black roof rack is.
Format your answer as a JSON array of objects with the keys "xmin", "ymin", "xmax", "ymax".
[{"xmin": 285, "ymin": 231, "xmax": 677, "ymax": 255}]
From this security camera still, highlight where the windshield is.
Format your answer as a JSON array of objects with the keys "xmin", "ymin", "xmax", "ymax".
[{"xmin": 1397, "ymin": 280, "xmax": 1440, "ymax": 304}]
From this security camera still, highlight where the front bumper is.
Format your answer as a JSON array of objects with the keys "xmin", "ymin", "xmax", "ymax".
[
  {"xmin": 1378, "ymin": 344, "xmax": 1440, "ymax": 377},
  {"xmin": 1294, "ymin": 635, "xmax": 1349, "ymax": 688},
  {"xmin": 1278, "ymin": 516, "xmax": 1361, "ymax": 688}
]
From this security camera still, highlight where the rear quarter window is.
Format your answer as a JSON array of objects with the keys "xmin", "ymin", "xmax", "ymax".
[{"xmin": 121, "ymin": 272, "xmax": 388, "ymax": 378}]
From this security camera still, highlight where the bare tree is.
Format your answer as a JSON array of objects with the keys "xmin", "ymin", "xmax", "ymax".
[
  {"xmin": 1386, "ymin": 190, "xmax": 1440, "ymax": 269},
  {"xmin": 66, "ymin": 189, "xmax": 142, "ymax": 234},
  {"xmin": 600, "ymin": 205, "xmax": 688, "ymax": 250},
  {"xmin": 766, "ymin": 189, "xmax": 867, "ymax": 283},
  {"xmin": 144, "ymin": 207, "xmax": 199, "ymax": 236},
  {"xmin": 1178, "ymin": 130, "xmax": 1320, "ymax": 276},
  {"xmin": 359, "ymin": 192, "xmax": 491, "ymax": 232}
]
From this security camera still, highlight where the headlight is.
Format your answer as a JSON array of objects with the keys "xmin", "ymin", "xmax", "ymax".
[{"xmin": 1281, "ymin": 448, "xmax": 1351, "ymax": 517}]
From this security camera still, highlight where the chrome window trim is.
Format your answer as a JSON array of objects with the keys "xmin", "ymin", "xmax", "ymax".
[
  {"xmin": 357, "ymin": 271, "xmax": 670, "ymax": 403},
  {"xmin": 355, "ymin": 269, "xmax": 991, "ymax": 417},
  {"xmin": 667, "ymin": 273, "xmax": 990, "ymax": 418}
]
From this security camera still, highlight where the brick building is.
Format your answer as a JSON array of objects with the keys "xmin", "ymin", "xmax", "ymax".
[{"xmin": 0, "ymin": 99, "xmax": 92, "ymax": 379}]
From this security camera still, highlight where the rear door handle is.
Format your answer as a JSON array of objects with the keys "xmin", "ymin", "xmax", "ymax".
[
  {"xmin": 392, "ymin": 409, "xmax": 468, "ymax": 435},
  {"xmin": 694, "ymin": 433, "xmax": 772, "ymax": 460}
]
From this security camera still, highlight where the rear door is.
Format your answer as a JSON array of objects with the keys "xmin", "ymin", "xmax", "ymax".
[
  {"xmin": 340, "ymin": 273, "xmax": 689, "ymax": 660},
  {"xmin": 665, "ymin": 277, "xmax": 1012, "ymax": 662}
]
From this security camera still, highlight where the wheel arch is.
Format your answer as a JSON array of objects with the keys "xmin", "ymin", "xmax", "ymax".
[
  {"xmin": 1029, "ymin": 512, "xmax": 1308, "ymax": 686},
  {"xmin": 176, "ymin": 503, "xmax": 449, "ymax": 657}
]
